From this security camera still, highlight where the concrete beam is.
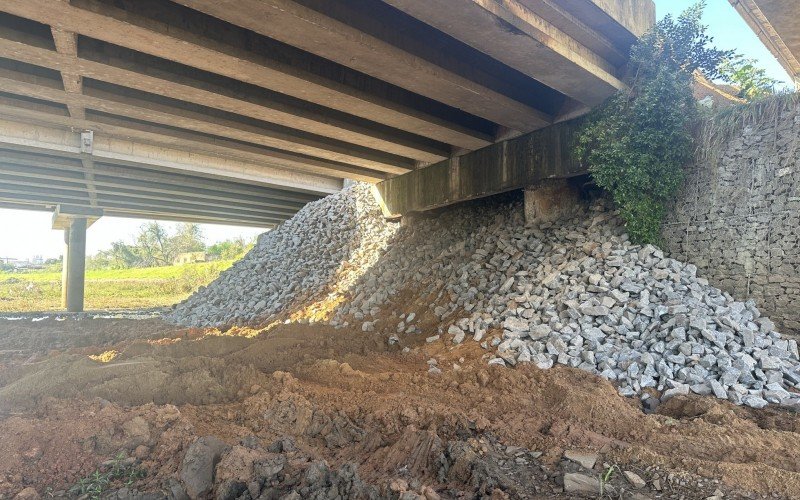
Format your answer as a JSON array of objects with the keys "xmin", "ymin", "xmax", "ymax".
[
  {"xmin": 381, "ymin": 0, "xmax": 629, "ymax": 107},
  {"xmin": 0, "ymin": 0, "xmax": 494, "ymax": 149},
  {"xmin": 0, "ymin": 188, "xmax": 287, "ymax": 226},
  {"xmin": 0, "ymin": 94, "xmax": 387, "ymax": 182},
  {"xmin": 0, "ymin": 115, "xmax": 344, "ymax": 194},
  {"xmin": 176, "ymin": 0, "xmax": 553, "ymax": 132},
  {"xmin": 0, "ymin": 200, "xmax": 274, "ymax": 227},
  {"xmin": 0, "ymin": 65, "xmax": 412, "ymax": 174},
  {"xmin": 0, "ymin": 171, "xmax": 303, "ymax": 217},
  {"xmin": 50, "ymin": 27, "xmax": 85, "ymax": 119},
  {"xmin": 0, "ymin": 29, "xmax": 454, "ymax": 162},
  {"xmin": 0, "ymin": 182, "xmax": 293, "ymax": 223},
  {"xmin": 0, "ymin": 149, "xmax": 322, "ymax": 204},
  {"xmin": 0, "ymin": 173, "xmax": 301, "ymax": 219},
  {"xmin": 52, "ymin": 204, "xmax": 102, "ymax": 230},
  {"xmin": 0, "ymin": 161, "xmax": 311, "ymax": 211},
  {"xmin": 376, "ymin": 118, "xmax": 586, "ymax": 214}
]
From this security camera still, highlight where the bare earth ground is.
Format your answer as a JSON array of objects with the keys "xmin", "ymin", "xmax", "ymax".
[{"xmin": 0, "ymin": 313, "xmax": 798, "ymax": 499}]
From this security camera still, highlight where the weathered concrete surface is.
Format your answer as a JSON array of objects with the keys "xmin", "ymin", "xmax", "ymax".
[
  {"xmin": 524, "ymin": 179, "xmax": 580, "ymax": 224},
  {"xmin": 730, "ymin": 0, "xmax": 800, "ymax": 86},
  {"xmin": 376, "ymin": 119, "xmax": 585, "ymax": 215},
  {"xmin": 61, "ymin": 217, "xmax": 87, "ymax": 313}
]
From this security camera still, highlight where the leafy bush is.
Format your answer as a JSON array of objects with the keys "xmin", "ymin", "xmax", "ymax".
[
  {"xmin": 576, "ymin": 2, "xmax": 731, "ymax": 244},
  {"xmin": 719, "ymin": 54, "xmax": 779, "ymax": 101}
]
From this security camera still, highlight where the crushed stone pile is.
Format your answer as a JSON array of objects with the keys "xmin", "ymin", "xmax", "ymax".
[
  {"xmin": 169, "ymin": 184, "xmax": 800, "ymax": 409},
  {"xmin": 166, "ymin": 183, "xmax": 397, "ymax": 327}
]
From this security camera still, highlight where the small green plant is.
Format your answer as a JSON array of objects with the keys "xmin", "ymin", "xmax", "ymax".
[
  {"xmin": 576, "ymin": 1, "xmax": 731, "ymax": 244},
  {"xmin": 599, "ymin": 464, "xmax": 619, "ymax": 496},
  {"xmin": 70, "ymin": 453, "xmax": 147, "ymax": 499}
]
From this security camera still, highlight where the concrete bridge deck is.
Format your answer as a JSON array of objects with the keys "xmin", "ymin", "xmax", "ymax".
[{"xmin": 0, "ymin": 0, "xmax": 654, "ymax": 310}]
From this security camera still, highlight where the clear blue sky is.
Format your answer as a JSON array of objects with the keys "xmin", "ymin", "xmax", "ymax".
[
  {"xmin": 0, "ymin": 0, "xmax": 793, "ymax": 261},
  {"xmin": 654, "ymin": 0, "xmax": 792, "ymax": 86}
]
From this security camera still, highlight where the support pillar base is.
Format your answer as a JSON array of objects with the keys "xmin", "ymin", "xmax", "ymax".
[{"xmin": 524, "ymin": 179, "xmax": 579, "ymax": 225}]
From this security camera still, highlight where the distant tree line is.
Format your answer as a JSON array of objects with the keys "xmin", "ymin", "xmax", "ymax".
[{"xmin": 86, "ymin": 222, "xmax": 255, "ymax": 270}]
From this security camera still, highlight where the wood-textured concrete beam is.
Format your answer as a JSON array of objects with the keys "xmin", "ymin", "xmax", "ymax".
[
  {"xmin": 0, "ymin": 28, "xmax": 454, "ymax": 163},
  {"xmin": 0, "ymin": 65, "xmax": 413, "ymax": 175},
  {"xmin": 50, "ymin": 27, "xmax": 85, "ymax": 119},
  {"xmin": 0, "ymin": 0, "xmax": 494, "ymax": 149},
  {"xmin": 376, "ymin": 118, "xmax": 586, "ymax": 214},
  {"xmin": 176, "ymin": 0, "xmax": 553, "ymax": 132},
  {"xmin": 381, "ymin": 0, "xmax": 627, "ymax": 108}
]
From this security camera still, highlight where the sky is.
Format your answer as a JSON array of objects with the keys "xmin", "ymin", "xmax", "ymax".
[{"xmin": 0, "ymin": 0, "xmax": 794, "ymax": 261}]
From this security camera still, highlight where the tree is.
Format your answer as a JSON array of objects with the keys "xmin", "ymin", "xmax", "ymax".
[
  {"xmin": 719, "ymin": 55, "xmax": 778, "ymax": 101},
  {"xmin": 576, "ymin": 1, "xmax": 731, "ymax": 244},
  {"xmin": 136, "ymin": 222, "xmax": 173, "ymax": 266},
  {"xmin": 171, "ymin": 223, "xmax": 205, "ymax": 255},
  {"xmin": 207, "ymin": 236, "xmax": 254, "ymax": 261}
]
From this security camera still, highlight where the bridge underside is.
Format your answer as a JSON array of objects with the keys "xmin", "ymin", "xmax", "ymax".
[
  {"xmin": 0, "ymin": 0, "xmax": 653, "ymax": 311},
  {"xmin": 730, "ymin": 0, "xmax": 800, "ymax": 87}
]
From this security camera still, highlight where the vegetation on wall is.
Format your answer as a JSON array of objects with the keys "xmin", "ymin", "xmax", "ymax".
[
  {"xmin": 576, "ymin": 2, "xmax": 731, "ymax": 244},
  {"xmin": 719, "ymin": 55, "xmax": 779, "ymax": 101}
]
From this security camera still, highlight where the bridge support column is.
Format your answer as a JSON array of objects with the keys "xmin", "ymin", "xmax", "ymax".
[
  {"xmin": 61, "ymin": 217, "xmax": 87, "ymax": 312},
  {"xmin": 53, "ymin": 205, "xmax": 103, "ymax": 313},
  {"xmin": 524, "ymin": 179, "xmax": 579, "ymax": 225}
]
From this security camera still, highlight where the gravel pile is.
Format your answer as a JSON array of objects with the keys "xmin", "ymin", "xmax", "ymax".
[
  {"xmin": 169, "ymin": 184, "xmax": 800, "ymax": 409},
  {"xmin": 166, "ymin": 183, "xmax": 397, "ymax": 326},
  {"xmin": 329, "ymin": 195, "xmax": 800, "ymax": 410}
]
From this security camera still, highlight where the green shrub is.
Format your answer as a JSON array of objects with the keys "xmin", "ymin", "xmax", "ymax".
[{"xmin": 576, "ymin": 1, "xmax": 731, "ymax": 244}]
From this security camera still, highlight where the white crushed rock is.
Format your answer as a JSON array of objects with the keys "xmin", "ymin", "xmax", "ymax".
[
  {"xmin": 166, "ymin": 183, "xmax": 397, "ymax": 327},
  {"xmin": 167, "ymin": 183, "xmax": 800, "ymax": 409}
]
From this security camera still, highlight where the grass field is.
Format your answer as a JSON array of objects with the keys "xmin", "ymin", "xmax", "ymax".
[{"xmin": 0, "ymin": 260, "xmax": 235, "ymax": 312}]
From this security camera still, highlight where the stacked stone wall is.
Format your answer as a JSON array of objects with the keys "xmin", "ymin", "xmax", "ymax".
[{"xmin": 663, "ymin": 98, "xmax": 800, "ymax": 333}]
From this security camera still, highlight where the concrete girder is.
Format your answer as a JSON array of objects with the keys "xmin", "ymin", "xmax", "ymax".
[
  {"xmin": 0, "ymin": 180, "xmax": 296, "ymax": 222},
  {"xmin": 175, "ymin": 0, "xmax": 554, "ymax": 132},
  {"xmin": 0, "ymin": 171, "xmax": 303, "ymax": 218},
  {"xmin": 0, "ymin": 64, "xmax": 415, "ymax": 175},
  {"xmin": 0, "ymin": 115, "xmax": 344, "ymax": 194},
  {"xmin": 0, "ymin": 200, "xmax": 275, "ymax": 227},
  {"xmin": 0, "ymin": 188, "xmax": 286, "ymax": 226},
  {"xmin": 0, "ymin": 29, "xmax": 455, "ymax": 163},
  {"xmin": 0, "ymin": 94, "xmax": 387, "ymax": 183},
  {"xmin": 0, "ymin": 162, "xmax": 311, "ymax": 211},
  {"xmin": 50, "ymin": 27, "xmax": 86, "ymax": 120},
  {"xmin": 379, "ymin": 0, "xmax": 627, "ymax": 109},
  {"xmin": 0, "ymin": 150, "xmax": 321, "ymax": 205},
  {"xmin": 0, "ymin": 0, "xmax": 495, "ymax": 150}
]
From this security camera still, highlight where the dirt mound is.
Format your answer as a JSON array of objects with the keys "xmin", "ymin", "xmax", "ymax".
[{"xmin": 1, "ymin": 318, "xmax": 799, "ymax": 498}]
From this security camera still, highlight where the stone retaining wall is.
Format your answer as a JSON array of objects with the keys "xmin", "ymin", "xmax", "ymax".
[{"xmin": 663, "ymin": 96, "xmax": 800, "ymax": 333}]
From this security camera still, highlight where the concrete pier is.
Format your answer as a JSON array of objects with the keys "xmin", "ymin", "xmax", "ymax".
[{"xmin": 61, "ymin": 217, "xmax": 87, "ymax": 312}]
